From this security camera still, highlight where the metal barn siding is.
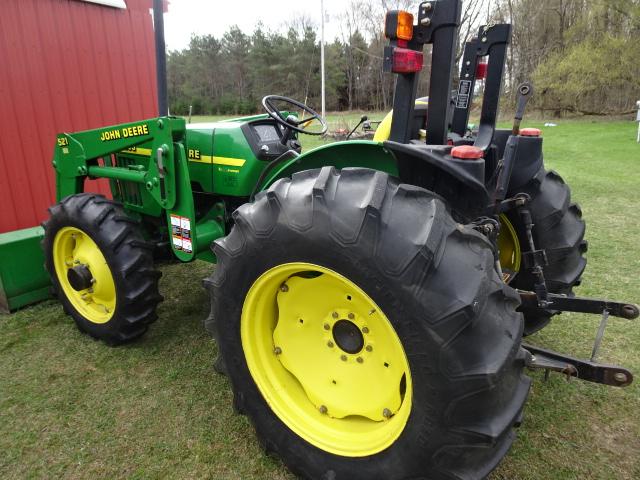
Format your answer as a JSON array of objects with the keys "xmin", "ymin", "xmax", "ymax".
[{"xmin": 0, "ymin": 0, "xmax": 158, "ymax": 233}]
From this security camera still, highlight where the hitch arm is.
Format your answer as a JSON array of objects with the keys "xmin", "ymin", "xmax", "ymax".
[
  {"xmin": 523, "ymin": 344, "xmax": 633, "ymax": 387},
  {"xmin": 518, "ymin": 292, "xmax": 640, "ymax": 320}
]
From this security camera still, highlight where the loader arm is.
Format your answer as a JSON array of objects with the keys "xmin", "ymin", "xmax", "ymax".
[{"xmin": 52, "ymin": 117, "xmax": 210, "ymax": 262}]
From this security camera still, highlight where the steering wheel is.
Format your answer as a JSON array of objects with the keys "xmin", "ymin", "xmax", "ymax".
[{"xmin": 262, "ymin": 95, "xmax": 328, "ymax": 136}]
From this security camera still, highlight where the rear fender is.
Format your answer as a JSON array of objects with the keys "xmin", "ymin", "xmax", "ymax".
[{"xmin": 258, "ymin": 140, "xmax": 399, "ymax": 190}]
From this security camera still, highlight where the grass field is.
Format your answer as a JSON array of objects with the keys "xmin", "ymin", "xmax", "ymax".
[{"xmin": 1, "ymin": 115, "xmax": 639, "ymax": 479}]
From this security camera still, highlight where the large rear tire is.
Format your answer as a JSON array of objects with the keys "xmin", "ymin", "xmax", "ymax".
[
  {"xmin": 43, "ymin": 193, "xmax": 162, "ymax": 345},
  {"xmin": 206, "ymin": 167, "xmax": 530, "ymax": 479},
  {"xmin": 506, "ymin": 168, "xmax": 587, "ymax": 335}
]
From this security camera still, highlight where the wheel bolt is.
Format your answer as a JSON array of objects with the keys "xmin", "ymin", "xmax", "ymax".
[
  {"xmin": 366, "ymin": 345, "xmax": 373, "ymax": 352},
  {"xmin": 356, "ymin": 357, "xmax": 363, "ymax": 364},
  {"xmin": 327, "ymin": 341, "xmax": 334, "ymax": 348},
  {"xmin": 383, "ymin": 408, "xmax": 392, "ymax": 419},
  {"xmin": 324, "ymin": 323, "xmax": 330, "ymax": 330},
  {"xmin": 362, "ymin": 326, "xmax": 370, "ymax": 334},
  {"xmin": 274, "ymin": 347, "xmax": 282, "ymax": 355},
  {"xmin": 340, "ymin": 354, "xmax": 347, "ymax": 362},
  {"xmin": 348, "ymin": 313, "xmax": 355, "ymax": 320},
  {"xmin": 332, "ymin": 311, "xmax": 339, "ymax": 318},
  {"xmin": 319, "ymin": 405, "xmax": 328, "ymax": 414},
  {"xmin": 280, "ymin": 284, "xmax": 289, "ymax": 292}
]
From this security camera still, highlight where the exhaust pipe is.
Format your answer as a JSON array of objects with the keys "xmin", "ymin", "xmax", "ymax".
[{"xmin": 153, "ymin": 0, "xmax": 168, "ymax": 116}]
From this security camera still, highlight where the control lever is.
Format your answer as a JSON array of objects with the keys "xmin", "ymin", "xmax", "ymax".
[
  {"xmin": 346, "ymin": 115, "xmax": 368, "ymax": 140},
  {"xmin": 492, "ymin": 82, "xmax": 535, "ymax": 205},
  {"xmin": 156, "ymin": 146, "xmax": 167, "ymax": 200},
  {"xmin": 512, "ymin": 82, "xmax": 533, "ymax": 135}
]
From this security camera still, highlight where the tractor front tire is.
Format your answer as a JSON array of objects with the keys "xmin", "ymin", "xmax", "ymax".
[
  {"xmin": 43, "ymin": 194, "xmax": 162, "ymax": 345},
  {"xmin": 206, "ymin": 167, "xmax": 530, "ymax": 480},
  {"xmin": 506, "ymin": 169, "xmax": 587, "ymax": 335}
]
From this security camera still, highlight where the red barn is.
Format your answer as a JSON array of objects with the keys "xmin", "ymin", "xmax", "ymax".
[{"xmin": 0, "ymin": 0, "xmax": 159, "ymax": 233}]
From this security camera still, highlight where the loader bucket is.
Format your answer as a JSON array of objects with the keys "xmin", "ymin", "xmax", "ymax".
[{"xmin": 0, "ymin": 227, "xmax": 51, "ymax": 313}]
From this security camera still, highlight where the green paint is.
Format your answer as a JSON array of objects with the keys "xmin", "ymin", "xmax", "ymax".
[
  {"xmin": 50, "ymin": 115, "xmax": 398, "ymax": 271},
  {"xmin": 54, "ymin": 116, "xmax": 186, "ymax": 215},
  {"xmin": 0, "ymin": 227, "xmax": 51, "ymax": 313},
  {"xmin": 259, "ymin": 140, "xmax": 398, "ymax": 190}
]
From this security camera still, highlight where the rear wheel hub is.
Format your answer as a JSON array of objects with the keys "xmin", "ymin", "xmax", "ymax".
[{"xmin": 332, "ymin": 319, "xmax": 364, "ymax": 354}]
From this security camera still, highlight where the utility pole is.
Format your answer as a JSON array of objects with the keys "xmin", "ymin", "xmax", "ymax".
[{"xmin": 320, "ymin": 0, "xmax": 326, "ymax": 120}]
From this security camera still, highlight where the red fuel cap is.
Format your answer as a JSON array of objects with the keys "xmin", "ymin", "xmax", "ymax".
[
  {"xmin": 520, "ymin": 128, "xmax": 541, "ymax": 137},
  {"xmin": 450, "ymin": 145, "xmax": 484, "ymax": 159}
]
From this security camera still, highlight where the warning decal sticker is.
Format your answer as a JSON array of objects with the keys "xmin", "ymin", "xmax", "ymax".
[
  {"xmin": 170, "ymin": 214, "xmax": 193, "ymax": 253},
  {"xmin": 456, "ymin": 80, "xmax": 472, "ymax": 109}
]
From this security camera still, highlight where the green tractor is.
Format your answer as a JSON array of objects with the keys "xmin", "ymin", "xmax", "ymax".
[{"xmin": 41, "ymin": 1, "xmax": 637, "ymax": 478}]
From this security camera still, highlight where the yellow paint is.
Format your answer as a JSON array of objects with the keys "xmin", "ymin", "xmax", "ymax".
[
  {"xmin": 122, "ymin": 147, "xmax": 245, "ymax": 168},
  {"xmin": 52, "ymin": 227, "xmax": 116, "ymax": 324},
  {"xmin": 123, "ymin": 147, "xmax": 152, "ymax": 156},
  {"xmin": 189, "ymin": 155, "xmax": 246, "ymax": 167},
  {"xmin": 497, "ymin": 214, "xmax": 522, "ymax": 281},
  {"xmin": 372, "ymin": 99, "xmax": 428, "ymax": 142},
  {"xmin": 241, "ymin": 262, "xmax": 412, "ymax": 457},
  {"xmin": 101, "ymin": 124, "xmax": 149, "ymax": 142}
]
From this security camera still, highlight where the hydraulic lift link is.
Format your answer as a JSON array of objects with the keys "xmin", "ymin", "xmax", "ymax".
[
  {"xmin": 523, "ymin": 344, "xmax": 634, "ymax": 387},
  {"xmin": 519, "ymin": 293, "xmax": 638, "ymax": 387},
  {"xmin": 518, "ymin": 292, "xmax": 640, "ymax": 320}
]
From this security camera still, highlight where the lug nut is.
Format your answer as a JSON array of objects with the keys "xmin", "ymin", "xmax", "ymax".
[
  {"xmin": 362, "ymin": 326, "xmax": 370, "ymax": 334},
  {"xmin": 366, "ymin": 345, "xmax": 373, "ymax": 352},
  {"xmin": 332, "ymin": 311, "xmax": 339, "ymax": 318},
  {"xmin": 341, "ymin": 354, "xmax": 347, "ymax": 362},
  {"xmin": 280, "ymin": 284, "xmax": 289, "ymax": 292},
  {"xmin": 324, "ymin": 323, "xmax": 330, "ymax": 330},
  {"xmin": 274, "ymin": 347, "xmax": 282, "ymax": 355},
  {"xmin": 356, "ymin": 357, "xmax": 363, "ymax": 364},
  {"xmin": 383, "ymin": 408, "xmax": 392, "ymax": 419},
  {"xmin": 348, "ymin": 313, "xmax": 355, "ymax": 320},
  {"xmin": 327, "ymin": 341, "xmax": 334, "ymax": 348},
  {"xmin": 319, "ymin": 405, "xmax": 328, "ymax": 414}
]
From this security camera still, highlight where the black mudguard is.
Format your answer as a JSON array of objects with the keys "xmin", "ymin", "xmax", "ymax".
[{"xmin": 383, "ymin": 140, "xmax": 489, "ymax": 219}]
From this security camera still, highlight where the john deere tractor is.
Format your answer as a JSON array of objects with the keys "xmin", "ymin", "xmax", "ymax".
[{"xmin": 42, "ymin": 1, "xmax": 637, "ymax": 478}]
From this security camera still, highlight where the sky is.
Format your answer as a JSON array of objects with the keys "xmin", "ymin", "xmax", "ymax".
[{"xmin": 163, "ymin": 0, "xmax": 349, "ymax": 51}]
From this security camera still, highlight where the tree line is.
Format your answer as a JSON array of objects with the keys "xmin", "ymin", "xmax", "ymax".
[
  {"xmin": 167, "ymin": 0, "xmax": 640, "ymax": 117},
  {"xmin": 493, "ymin": 0, "xmax": 640, "ymax": 115}
]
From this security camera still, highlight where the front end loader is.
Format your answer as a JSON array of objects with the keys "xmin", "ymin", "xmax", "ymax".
[{"xmin": 33, "ymin": 1, "xmax": 638, "ymax": 478}]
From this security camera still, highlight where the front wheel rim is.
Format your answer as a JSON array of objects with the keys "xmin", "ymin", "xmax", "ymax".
[
  {"xmin": 241, "ymin": 262, "xmax": 412, "ymax": 457},
  {"xmin": 52, "ymin": 226, "xmax": 116, "ymax": 324}
]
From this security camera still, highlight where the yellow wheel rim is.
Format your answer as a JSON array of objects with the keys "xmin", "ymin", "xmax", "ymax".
[
  {"xmin": 52, "ymin": 226, "xmax": 116, "ymax": 324},
  {"xmin": 497, "ymin": 214, "xmax": 521, "ymax": 283},
  {"xmin": 241, "ymin": 262, "xmax": 412, "ymax": 457}
]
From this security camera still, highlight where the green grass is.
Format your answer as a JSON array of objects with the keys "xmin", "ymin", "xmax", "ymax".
[{"xmin": 2, "ymin": 117, "xmax": 639, "ymax": 479}]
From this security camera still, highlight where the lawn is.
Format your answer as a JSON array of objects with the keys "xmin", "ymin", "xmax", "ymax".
[{"xmin": 1, "ymin": 116, "xmax": 639, "ymax": 479}]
